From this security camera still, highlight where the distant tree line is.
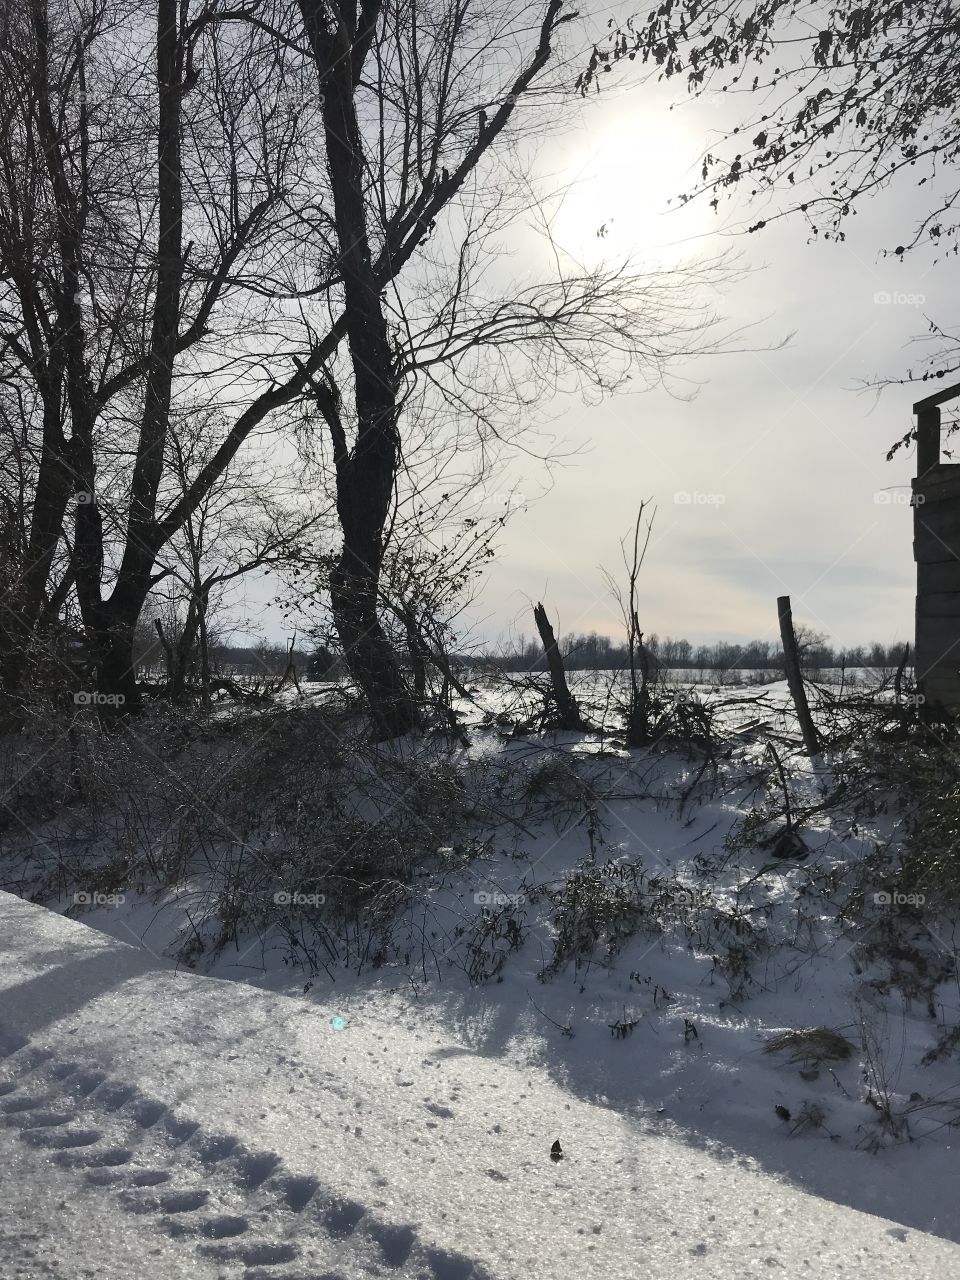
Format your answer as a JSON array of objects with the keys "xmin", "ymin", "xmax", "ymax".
[
  {"xmin": 485, "ymin": 630, "xmax": 909, "ymax": 674},
  {"xmin": 124, "ymin": 627, "xmax": 909, "ymax": 688}
]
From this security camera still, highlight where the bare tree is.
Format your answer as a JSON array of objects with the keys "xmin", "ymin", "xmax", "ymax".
[
  {"xmin": 602, "ymin": 502, "xmax": 656, "ymax": 746},
  {"xmin": 281, "ymin": 0, "xmax": 732, "ymax": 735},
  {"xmin": 0, "ymin": 0, "xmax": 732, "ymax": 736},
  {"xmin": 158, "ymin": 406, "xmax": 331, "ymax": 702},
  {"xmin": 0, "ymin": 0, "xmax": 317, "ymax": 712},
  {"xmin": 284, "ymin": 480, "xmax": 504, "ymax": 717}
]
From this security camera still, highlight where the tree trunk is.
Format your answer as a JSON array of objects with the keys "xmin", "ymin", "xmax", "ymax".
[
  {"xmin": 197, "ymin": 587, "xmax": 211, "ymax": 707},
  {"xmin": 330, "ymin": 555, "xmax": 418, "ymax": 739},
  {"xmin": 401, "ymin": 603, "xmax": 428, "ymax": 702},
  {"xmin": 92, "ymin": 604, "xmax": 142, "ymax": 715},
  {"xmin": 626, "ymin": 616, "xmax": 652, "ymax": 747},
  {"xmin": 533, "ymin": 602, "xmax": 584, "ymax": 731},
  {"xmin": 1, "ymin": 407, "xmax": 74, "ymax": 698},
  {"xmin": 170, "ymin": 593, "xmax": 206, "ymax": 701},
  {"xmin": 1, "ymin": 5, "xmax": 96, "ymax": 702},
  {"xmin": 155, "ymin": 618, "xmax": 175, "ymax": 685},
  {"xmin": 299, "ymin": 0, "xmax": 418, "ymax": 739},
  {"xmin": 72, "ymin": 0, "xmax": 183, "ymax": 718}
]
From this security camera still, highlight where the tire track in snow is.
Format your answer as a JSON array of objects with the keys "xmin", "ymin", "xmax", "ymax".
[{"xmin": 0, "ymin": 1031, "xmax": 491, "ymax": 1280}]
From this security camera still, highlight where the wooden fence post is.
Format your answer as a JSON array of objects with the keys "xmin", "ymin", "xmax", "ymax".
[{"xmin": 776, "ymin": 595, "xmax": 820, "ymax": 756}]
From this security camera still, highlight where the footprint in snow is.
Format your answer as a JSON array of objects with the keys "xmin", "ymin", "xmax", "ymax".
[
  {"xmin": 2, "ymin": 1037, "xmax": 497, "ymax": 1280},
  {"xmin": 198, "ymin": 1214, "xmax": 250, "ymax": 1239},
  {"xmin": 2, "ymin": 1094, "xmax": 57, "ymax": 1113},
  {"xmin": 56, "ymin": 1145, "xmax": 135, "ymax": 1169},
  {"xmin": 93, "ymin": 1082, "xmax": 137, "ymax": 1111},
  {"xmin": 4, "ymin": 1109, "xmax": 71, "ymax": 1128},
  {"xmin": 278, "ymin": 1174, "xmax": 321, "ymax": 1212},
  {"xmin": 121, "ymin": 1187, "xmax": 210, "ymax": 1215},
  {"xmin": 130, "ymin": 1169, "xmax": 172, "ymax": 1187},
  {"xmin": 200, "ymin": 1239, "xmax": 299, "ymax": 1266},
  {"xmin": 319, "ymin": 1196, "xmax": 366, "ymax": 1239},
  {"xmin": 21, "ymin": 1126, "xmax": 101, "ymax": 1149},
  {"xmin": 192, "ymin": 1131, "xmax": 240, "ymax": 1164},
  {"xmin": 128, "ymin": 1098, "xmax": 167, "ymax": 1129},
  {"xmin": 73, "ymin": 1069, "xmax": 108, "ymax": 1096},
  {"xmin": 231, "ymin": 1148, "xmax": 282, "ymax": 1190}
]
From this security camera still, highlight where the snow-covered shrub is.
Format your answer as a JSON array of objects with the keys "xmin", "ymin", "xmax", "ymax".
[{"xmin": 543, "ymin": 859, "xmax": 651, "ymax": 974}]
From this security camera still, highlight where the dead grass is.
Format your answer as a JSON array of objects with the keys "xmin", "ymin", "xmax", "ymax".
[{"xmin": 764, "ymin": 1026, "xmax": 856, "ymax": 1067}]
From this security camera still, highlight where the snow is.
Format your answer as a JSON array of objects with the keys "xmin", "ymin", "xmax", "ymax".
[{"xmin": 2, "ymin": 890, "xmax": 959, "ymax": 1279}]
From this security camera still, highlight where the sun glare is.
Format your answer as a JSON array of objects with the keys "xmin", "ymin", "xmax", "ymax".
[{"xmin": 549, "ymin": 111, "xmax": 712, "ymax": 266}]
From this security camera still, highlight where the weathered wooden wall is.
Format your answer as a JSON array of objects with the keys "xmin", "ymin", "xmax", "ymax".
[{"xmin": 914, "ymin": 464, "xmax": 960, "ymax": 712}]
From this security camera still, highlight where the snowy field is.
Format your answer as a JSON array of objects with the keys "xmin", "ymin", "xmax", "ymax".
[{"xmin": 2, "ymin": 673, "xmax": 959, "ymax": 1277}]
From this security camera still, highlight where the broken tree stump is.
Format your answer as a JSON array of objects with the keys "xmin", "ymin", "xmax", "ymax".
[{"xmin": 533, "ymin": 602, "xmax": 584, "ymax": 731}]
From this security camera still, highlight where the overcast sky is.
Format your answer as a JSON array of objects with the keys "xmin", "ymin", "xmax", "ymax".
[
  {"xmin": 460, "ymin": 64, "xmax": 950, "ymax": 654},
  {"xmin": 239, "ymin": 14, "xmax": 951, "ymax": 655}
]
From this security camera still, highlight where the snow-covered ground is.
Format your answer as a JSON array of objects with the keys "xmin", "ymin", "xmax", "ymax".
[
  {"xmin": 3, "ymin": 889, "xmax": 959, "ymax": 1280},
  {"xmin": 2, "ymin": 674, "xmax": 959, "ymax": 1276}
]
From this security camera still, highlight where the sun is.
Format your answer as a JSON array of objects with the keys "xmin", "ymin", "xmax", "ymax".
[{"xmin": 548, "ymin": 109, "xmax": 713, "ymax": 266}]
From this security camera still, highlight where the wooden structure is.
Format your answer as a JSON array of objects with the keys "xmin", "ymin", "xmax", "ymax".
[{"xmin": 913, "ymin": 382, "xmax": 960, "ymax": 712}]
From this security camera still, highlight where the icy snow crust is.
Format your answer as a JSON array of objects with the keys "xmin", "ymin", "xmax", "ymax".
[{"xmin": 1, "ymin": 890, "xmax": 958, "ymax": 1279}]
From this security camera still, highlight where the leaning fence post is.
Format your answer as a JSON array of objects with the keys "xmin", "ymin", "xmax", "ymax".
[{"xmin": 777, "ymin": 595, "xmax": 820, "ymax": 756}]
